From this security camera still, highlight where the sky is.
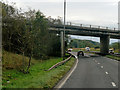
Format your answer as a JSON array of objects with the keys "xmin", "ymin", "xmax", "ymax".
[{"xmin": 3, "ymin": 0, "xmax": 120, "ymax": 44}]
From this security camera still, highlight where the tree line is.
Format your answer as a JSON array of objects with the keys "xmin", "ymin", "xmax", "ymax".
[
  {"xmin": 69, "ymin": 39, "xmax": 100, "ymax": 48},
  {"xmin": 1, "ymin": 1, "xmax": 63, "ymax": 73}
]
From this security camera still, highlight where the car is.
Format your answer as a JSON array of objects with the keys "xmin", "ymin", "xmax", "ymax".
[
  {"xmin": 68, "ymin": 48, "xmax": 73, "ymax": 52},
  {"xmin": 85, "ymin": 47, "xmax": 90, "ymax": 51},
  {"xmin": 109, "ymin": 49, "xmax": 114, "ymax": 54},
  {"xmin": 77, "ymin": 50, "xmax": 84, "ymax": 56}
]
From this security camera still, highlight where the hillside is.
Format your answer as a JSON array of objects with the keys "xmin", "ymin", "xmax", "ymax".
[
  {"xmin": 2, "ymin": 50, "xmax": 75, "ymax": 88},
  {"xmin": 69, "ymin": 39, "xmax": 100, "ymax": 48},
  {"xmin": 110, "ymin": 42, "xmax": 119, "ymax": 49}
]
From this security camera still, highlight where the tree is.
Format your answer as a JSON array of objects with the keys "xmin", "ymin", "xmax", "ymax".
[{"xmin": 2, "ymin": 1, "xmax": 62, "ymax": 73}]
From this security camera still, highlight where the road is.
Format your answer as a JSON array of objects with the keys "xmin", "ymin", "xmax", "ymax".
[{"xmin": 61, "ymin": 52, "xmax": 119, "ymax": 88}]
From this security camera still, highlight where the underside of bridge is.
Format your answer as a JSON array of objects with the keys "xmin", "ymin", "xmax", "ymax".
[
  {"xmin": 59, "ymin": 31, "xmax": 114, "ymax": 56},
  {"xmin": 49, "ymin": 26, "xmax": 120, "ymax": 56}
]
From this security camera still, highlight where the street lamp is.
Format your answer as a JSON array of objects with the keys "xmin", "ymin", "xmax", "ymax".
[
  {"xmin": 63, "ymin": 0, "xmax": 66, "ymax": 59},
  {"xmin": 118, "ymin": 1, "xmax": 120, "ymax": 53}
]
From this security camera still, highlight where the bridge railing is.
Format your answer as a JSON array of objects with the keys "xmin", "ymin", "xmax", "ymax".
[
  {"xmin": 65, "ymin": 22, "xmax": 119, "ymax": 31},
  {"xmin": 50, "ymin": 22, "xmax": 119, "ymax": 31}
]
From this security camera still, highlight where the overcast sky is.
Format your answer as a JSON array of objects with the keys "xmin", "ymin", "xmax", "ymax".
[{"xmin": 4, "ymin": 0, "xmax": 120, "ymax": 44}]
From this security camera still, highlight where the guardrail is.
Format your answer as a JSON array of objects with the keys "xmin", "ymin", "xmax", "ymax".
[
  {"xmin": 47, "ymin": 55, "xmax": 72, "ymax": 71},
  {"xmin": 50, "ymin": 22, "xmax": 119, "ymax": 31}
]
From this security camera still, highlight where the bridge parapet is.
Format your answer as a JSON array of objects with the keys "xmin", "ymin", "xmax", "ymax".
[
  {"xmin": 49, "ymin": 22, "xmax": 120, "ymax": 39},
  {"xmin": 50, "ymin": 22, "xmax": 119, "ymax": 31}
]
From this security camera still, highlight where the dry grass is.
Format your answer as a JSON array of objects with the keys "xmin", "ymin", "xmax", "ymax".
[{"xmin": 2, "ymin": 50, "xmax": 38, "ymax": 70}]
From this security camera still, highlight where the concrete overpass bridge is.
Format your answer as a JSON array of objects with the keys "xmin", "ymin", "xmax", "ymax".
[{"xmin": 49, "ymin": 22, "xmax": 120, "ymax": 55}]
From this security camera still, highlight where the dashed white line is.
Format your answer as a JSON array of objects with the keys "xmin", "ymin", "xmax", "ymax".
[
  {"xmin": 98, "ymin": 63, "xmax": 100, "ymax": 64},
  {"xmin": 101, "ymin": 66, "xmax": 103, "ymax": 68},
  {"xmin": 95, "ymin": 60, "xmax": 97, "ymax": 62},
  {"xmin": 105, "ymin": 72, "xmax": 108, "ymax": 74},
  {"xmin": 111, "ymin": 82, "xmax": 116, "ymax": 87}
]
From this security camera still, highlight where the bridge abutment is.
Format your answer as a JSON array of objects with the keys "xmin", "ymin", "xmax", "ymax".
[{"xmin": 100, "ymin": 35, "xmax": 110, "ymax": 55}]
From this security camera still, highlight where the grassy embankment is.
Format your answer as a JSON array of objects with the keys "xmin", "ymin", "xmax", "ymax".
[
  {"xmin": 106, "ymin": 55, "xmax": 120, "ymax": 61},
  {"xmin": 2, "ymin": 51, "xmax": 75, "ymax": 88}
]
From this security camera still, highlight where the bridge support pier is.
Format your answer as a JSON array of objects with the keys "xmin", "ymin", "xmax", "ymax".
[
  {"xmin": 61, "ymin": 31, "xmax": 64, "ymax": 58},
  {"xmin": 100, "ymin": 35, "xmax": 110, "ymax": 55}
]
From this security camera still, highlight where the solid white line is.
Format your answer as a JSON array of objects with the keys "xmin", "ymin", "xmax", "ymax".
[
  {"xmin": 101, "ymin": 66, "xmax": 103, "ymax": 68},
  {"xmin": 111, "ymin": 82, "xmax": 116, "ymax": 87},
  {"xmin": 105, "ymin": 72, "xmax": 108, "ymax": 74},
  {"xmin": 105, "ymin": 57, "xmax": 119, "ymax": 62},
  {"xmin": 57, "ymin": 54, "xmax": 78, "ymax": 88}
]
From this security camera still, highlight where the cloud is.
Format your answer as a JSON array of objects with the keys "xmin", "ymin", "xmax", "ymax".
[
  {"xmin": 6, "ymin": 0, "xmax": 119, "ymax": 43},
  {"xmin": 6, "ymin": 0, "xmax": 120, "ymax": 3}
]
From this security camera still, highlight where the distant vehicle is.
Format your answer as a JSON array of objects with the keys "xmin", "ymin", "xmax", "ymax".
[
  {"xmin": 68, "ymin": 48, "xmax": 73, "ymax": 52},
  {"xmin": 77, "ymin": 50, "xmax": 84, "ymax": 56},
  {"xmin": 109, "ymin": 49, "xmax": 114, "ymax": 54},
  {"xmin": 85, "ymin": 47, "xmax": 90, "ymax": 51}
]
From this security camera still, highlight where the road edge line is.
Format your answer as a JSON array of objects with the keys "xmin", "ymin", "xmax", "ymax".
[{"xmin": 54, "ymin": 54, "xmax": 78, "ymax": 89}]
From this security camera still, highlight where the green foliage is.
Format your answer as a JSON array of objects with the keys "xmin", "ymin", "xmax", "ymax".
[
  {"xmin": 106, "ymin": 55, "xmax": 120, "ymax": 61},
  {"xmin": 2, "ymin": 51, "xmax": 75, "ymax": 88},
  {"xmin": 2, "ymin": 1, "xmax": 61, "ymax": 60},
  {"xmin": 110, "ymin": 42, "xmax": 119, "ymax": 50},
  {"xmin": 69, "ymin": 39, "xmax": 100, "ymax": 48}
]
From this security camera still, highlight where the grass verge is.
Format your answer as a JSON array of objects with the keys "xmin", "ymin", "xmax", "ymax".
[
  {"xmin": 106, "ymin": 55, "xmax": 120, "ymax": 61},
  {"xmin": 2, "ymin": 51, "xmax": 75, "ymax": 89}
]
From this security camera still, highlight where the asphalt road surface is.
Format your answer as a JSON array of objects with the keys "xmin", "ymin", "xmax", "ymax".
[{"xmin": 61, "ymin": 52, "xmax": 118, "ymax": 88}]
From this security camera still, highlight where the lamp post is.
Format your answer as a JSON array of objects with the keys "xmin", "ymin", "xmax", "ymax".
[
  {"xmin": 64, "ymin": 0, "xmax": 66, "ymax": 34},
  {"xmin": 61, "ymin": 0, "xmax": 66, "ymax": 59},
  {"xmin": 118, "ymin": 1, "xmax": 120, "ymax": 53},
  {"xmin": 63, "ymin": 0, "xmax": 66, "ymax": 59}
]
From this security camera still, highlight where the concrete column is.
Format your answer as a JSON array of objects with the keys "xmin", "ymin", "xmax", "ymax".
[
  {"xmin": 61, "ymin": 31, "xmax": 64, "ymax": 58},
  {"xmin": 100, "ymin": 35, "xmax": 110, "ymax": 55}
]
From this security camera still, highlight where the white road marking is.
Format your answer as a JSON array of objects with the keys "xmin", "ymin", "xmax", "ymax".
[
  {"xmin": 105, "ymin": 57, "xmax": 119, "ymax": 63},
  {"xmin": 101, "ymin": 66, "xmax": 103, "ymax": 68},
  {"xmin": 98, "ymin": 63, "xmax": 100, "ymax": 64},
  {"xmin": 111, "ymin": 82, "xmax": 116, "ymax": 87},
  {"xmin": 105, "ymin": 72, "xmax": 108, "ymax": 74},
  {"xmin": 56, "ymin": 54, "xmax": 78, "ymax": 88},
  {"xmin": 115, "ymin": 60, "xmax": 119, "ymax": 63}
]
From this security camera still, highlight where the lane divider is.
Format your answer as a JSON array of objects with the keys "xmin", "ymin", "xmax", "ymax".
[
  {"xmin": 101, "ymin": 66, "xmax": 103, "ymax": 68},
  {"xmin": 105, "ymin": 72, "xmax": 108, "ymax": 75},
  {"xmin": 111, "ymin": 82, "xmax": 116, "ymax": 87},
  {"xmin": 94, "ymin": 57, "xmax": 117, "ymax": 88}
]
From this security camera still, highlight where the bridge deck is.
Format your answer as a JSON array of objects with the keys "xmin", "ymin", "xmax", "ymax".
[{"xmin": 49, "ymin": 24, "xmax": 120, "ymax": 39}]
